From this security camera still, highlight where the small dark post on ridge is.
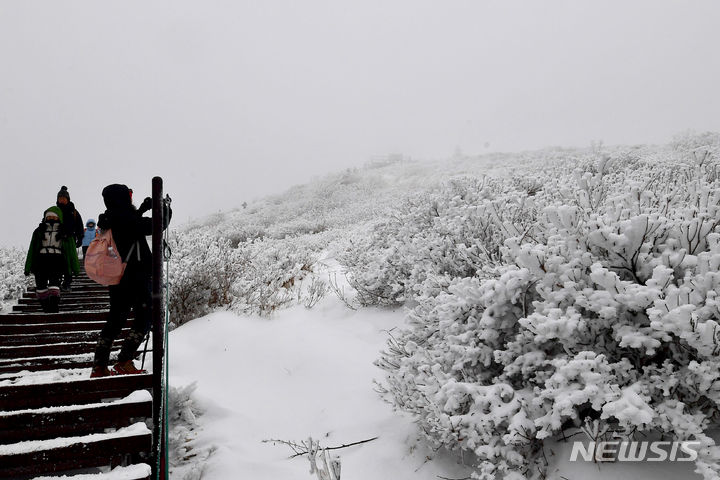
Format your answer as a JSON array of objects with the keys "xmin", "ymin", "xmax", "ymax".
[{"xmin": 151, "ymin": 176, "xmax": 167, "ymax": 480}]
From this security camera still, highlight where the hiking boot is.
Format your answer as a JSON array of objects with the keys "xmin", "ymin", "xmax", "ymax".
[
  {"xmin": 90, "ymin": 366, "xmax": 115, "ymax": 378},
  {"xmin": 47, "ymin": 296, "xmax": 60, "ymax": 314},
  {"xmin": 113, "ymin": 360, "xmax": 147, "ymax": 375},
  {"xmin": 39, "ymin": 298, "xmax": 51, "ymax": 313}
]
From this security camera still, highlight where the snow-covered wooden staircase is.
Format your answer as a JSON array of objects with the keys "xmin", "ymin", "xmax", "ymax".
[{"xmin": 0, "ymin": 269, "xmax": 155, "ymax": 479}]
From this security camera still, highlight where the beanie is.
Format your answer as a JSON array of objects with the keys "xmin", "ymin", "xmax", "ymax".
[
  {"xmin": 57, "ymin": 186, "xmax": 70, "ymax": 202},
  {"xmin": 44, "ymin": 206, "xmax": 63, "ymax": 222},
  {"xmin": 102, "ymin": 184, "xmax": 132, "ymax": 210}
]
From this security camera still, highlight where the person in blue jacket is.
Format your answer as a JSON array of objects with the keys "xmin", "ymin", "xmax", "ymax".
[{"xmin": 81, "ymin": 218, "xmax": 97, "ymax": 259}]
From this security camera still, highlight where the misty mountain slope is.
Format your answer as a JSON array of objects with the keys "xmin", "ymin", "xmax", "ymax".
[
  {"xmin": 182, "ymin": 144, "xmax": 650, "ymax": 242},
  {"xmin": 2, "ymin": 134, "xmax": 716, "ymax": 478},
  {"xmin": 166, "ymin": 141, "xmax": 662, "ymax": 325},
  {"xmin": 167, "ymin": 132, "xmax": 720, "ymax": 480}
]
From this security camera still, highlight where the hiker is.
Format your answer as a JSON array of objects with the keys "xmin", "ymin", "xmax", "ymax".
[
  {"xmin": 91, "ymin": 184, "xmax": 171, "ymax": 377},
  {"xmin": 81, "ymin": 218, "xmax": 97, "ymax": 259},
  {"xmin": 56, "ymin": 186, "xmax": 84, "ymax": 291},
  {"xmin": 24, "ymin": 207, "xmax": 81, "ymax": 313}
]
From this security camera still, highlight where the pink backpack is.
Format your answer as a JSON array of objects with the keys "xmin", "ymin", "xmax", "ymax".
[{"xmin": 84, "ymin": 229, "xmax": 136, "ymax": 286}]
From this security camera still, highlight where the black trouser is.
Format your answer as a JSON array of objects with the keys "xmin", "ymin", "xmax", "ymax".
[
  {"xmin": 82, "ymin": 246, "xmax": 88, "ymax": 258},
  {"xmin": 93, "ymin": 269, "xmax": 152, "ymax": 368},
  {"xmin": 34, "ymin": 255, "xmax": 64, "ymax": 291},
  {"xmin": 34, "ymin": 255, "xmax": 64, "ymax": 313}
]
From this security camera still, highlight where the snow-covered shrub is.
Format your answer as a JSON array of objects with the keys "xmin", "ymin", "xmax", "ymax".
[
  {"xmin": 670, "ymin": 131, "xmax": 720, "ymax": 166},
  {"xmin": 168, "ymin": 383, "xmax": 216, "ymax": 480},
  {"xmin": 0, "ymin": 247, "xmax": 29, "ymax": 312},
  {"xmin": 168, "ymin": 230, "xmax": 243, "ymax": 327},
  {"xmin": 377, "ymin": 157, "xmax": 720, "ymax": 479},
  {"xmin": 343, "ymin": 176, "xmax": 540, "ymax": 306},
  {"xmin": 229, "ymin": 236, "xmax": 323, "ymax": 316},
  {"xmin": 168, "ymin": 229, "xmax": 331, "ymax": 325}
]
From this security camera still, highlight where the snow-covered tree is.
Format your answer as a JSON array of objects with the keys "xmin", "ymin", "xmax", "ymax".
[{"xmin": 0, "ymin": 247, "xmax": 30, "ymax": 312}]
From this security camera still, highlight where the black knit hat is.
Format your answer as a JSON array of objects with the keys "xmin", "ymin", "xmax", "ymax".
[
  {"xmin": 102, "ymin": 184, "xmax": 132, "ymax": 209},
  {"xmin": 57, "ymin": 186, "xmax": 70, "ymax": 202}
]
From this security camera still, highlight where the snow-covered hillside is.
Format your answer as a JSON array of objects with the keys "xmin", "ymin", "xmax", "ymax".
[{"xmin": 165, "ymin": 132, "xmax": 720, "ymax": 480}]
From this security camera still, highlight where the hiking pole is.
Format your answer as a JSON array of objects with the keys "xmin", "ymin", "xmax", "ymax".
[{"xmin": 140, "ymin": 333, "xmax": 151, "ymax": 370}]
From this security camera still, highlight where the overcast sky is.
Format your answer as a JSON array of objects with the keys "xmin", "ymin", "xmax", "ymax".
[{"xmin": 1, "ymin": 0, "xmax": 719, "ymax": 247}]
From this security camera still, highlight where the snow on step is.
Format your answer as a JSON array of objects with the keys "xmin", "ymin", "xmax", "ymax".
[
  {"xmin": 0, "ymin": 422, "xmax": 150, "ymax": 456},
  {"xmin": 0, "ymin": 389, "xmax": 151, "ymax": 417},
  {"xmin": 0, "ymin": 372, "xmax": 153, "ymax": 410},
  {"xmin": 0, "ymin": 339, "xmax": 128, "ymax": 360},
  {"xmin": 0, "ymin": 367, "xmax": 92, "ymax": 386},
  {"xmin": 31, "ymin": 464, "xmax": 152, "ymax": 480}
]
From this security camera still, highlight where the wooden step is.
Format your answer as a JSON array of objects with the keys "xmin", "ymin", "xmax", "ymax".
[
  {"xmin": 23, "ymin": 291, "xmax": 110, "ymax": 300},
  {"xmin": 18, "ymin": 296, "xmax": 110, "ymax": 305},
  {"xmin": 0, "ymin": 328, "xmax": 131, "ymax": 346},
  {"xmin": 0, "ymin": 337, "xmax": 132, "ymax": 359},
  {"xmin": 0, "ymin": 311, "xmax": 112, "ymax": 325},
  {"xmin": 0, "ymin": 423, "xmax": 152, "ymax": 479},
  {"xmin": 0, "ymin": 359, "xmax": 95, "ymax": 376},
  {"xmin": 29, "ymin": 281, "xmax": 105, "ymax": 287},
  {"xmin": 0, "ymin": 321, "xmax": 126, "ymax": 336},
  {"xmin": 13, "ymin": 303, "xmax": 110, "ymax": 313},
  {"xmin": 0, "ymin": 392, "xmax": 152, "ymax": 443},
  {"xmin": 0, "ymin": 373, "xmax": 153, "ymax": 410},
  {"xmin": 32, "ymin": 464, "xmax": 152, "ymax": 480},
  {"xmin": 27, "ymin": 286, "xmax": 109, "ymax": 293},
  {"xmin": 0, "ymin": 350, "xmax": 154, "ymax": 376},
  {"xmin": 0, "ymin": 312, "xmax": 134, "ymax": 327}
]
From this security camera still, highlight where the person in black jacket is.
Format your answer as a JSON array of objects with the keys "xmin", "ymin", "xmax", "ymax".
[
  {"xmin": 91, "ymin": 184, "xmax": 171, "ymax": 377},
  {"xmin": 56, "ymin": 186, "xmax": 84, "ymax": 291}
]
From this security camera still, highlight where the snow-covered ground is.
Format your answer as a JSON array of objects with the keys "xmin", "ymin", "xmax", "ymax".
[
  {"xmin": 167, "ymin": 298, "xmax": 472, "ymax": 480},
  {"xmin": 167, "ymin": 294, "xmax": 705, "ymax": 480},
  {"xmin": 163, "ymin": 136, "xmax": 720, "ymax": 479}
]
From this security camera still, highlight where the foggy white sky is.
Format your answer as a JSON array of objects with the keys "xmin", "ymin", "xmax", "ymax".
[{"xmin": 1, "ymin": 0, "xmax": 719, "ymax": 247}]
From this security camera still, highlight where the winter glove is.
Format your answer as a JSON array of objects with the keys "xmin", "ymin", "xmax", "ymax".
[
  {"xmin": 138, "ymin": 197, "xmax": 152, "ymax": 214},
  {"xmin": 97, "ymin": 213, "xmax": 109, "ymax": 230},
  {"xmin": 57, "ymin": 226, "xmax": 68, "ymax": 240}
]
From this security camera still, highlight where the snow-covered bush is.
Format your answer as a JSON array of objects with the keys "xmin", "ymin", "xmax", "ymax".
[
  {"xmin": 168, "ymin": 229, "xmax": 330, "ymax": 326},
  {"xmin": 167, "ymin": 230, "xmax": 241, "ymax": 327},
  {"xmin": 168, "ymin": 383, "xmax": 216, "ymax": 480},
  {"xmin": 343, "ymin": 176, "xmax": 540, "ymax": 306},
  {"xmin": 0, "ymin": 247, "xmax": 29, "ymax": 312},
  {"xmin": 376, "ymin": 153, "xmax": 720, "ymax": 479},
  {"xmin": 229, "ymin": 235, "xmax": 324, "ymax": 316},
  {"xmin": 670, "ymin": 131, "xmax": 720, "ymax": 166}
]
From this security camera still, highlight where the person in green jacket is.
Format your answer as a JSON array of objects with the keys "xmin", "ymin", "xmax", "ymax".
[{"xmin": 24, "ymin": 206, "xmax": 81, "ymax": 313}]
